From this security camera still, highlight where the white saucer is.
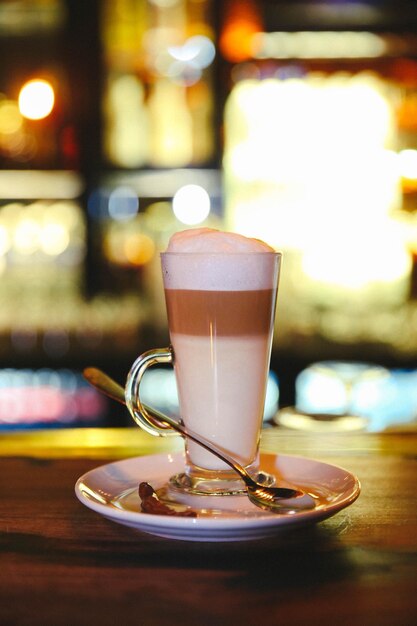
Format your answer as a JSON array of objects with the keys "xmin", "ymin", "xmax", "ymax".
[{"xmin": 75, "ymin": 452, "xmax": 360, "ymax": 542}]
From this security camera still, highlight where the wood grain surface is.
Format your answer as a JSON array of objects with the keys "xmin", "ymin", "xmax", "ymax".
[{"xmin": 0, "ymin": 429, "xmax": 416, "ymax": 626}]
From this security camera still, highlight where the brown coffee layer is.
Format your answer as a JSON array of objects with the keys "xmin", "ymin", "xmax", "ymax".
[{"xmin": 164, "ymin": 289, "xmax": 276, "ymax": 336}]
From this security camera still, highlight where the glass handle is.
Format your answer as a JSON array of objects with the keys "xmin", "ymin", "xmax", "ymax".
[{"xmin": 125, "ymin": 346, "xmax": 177, "ymax": 437}]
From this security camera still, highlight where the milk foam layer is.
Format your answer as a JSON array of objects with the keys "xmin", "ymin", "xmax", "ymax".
[
  {"xmin": 163, "ymin": 228, "xmax": 279, "ymax": 291},
  {"xmin": 166, "ymin": 228, "xmax": 274, "ymax": 253}
]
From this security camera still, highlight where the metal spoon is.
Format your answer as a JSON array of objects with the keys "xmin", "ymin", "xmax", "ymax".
[{"xmin": 83, "ymin": 367, "xmax": 315, "ymax": 513}]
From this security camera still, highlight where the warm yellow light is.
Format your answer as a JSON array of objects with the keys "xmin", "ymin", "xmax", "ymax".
[
  {"xmin": 104, "ymin": 226, "xmax": 155, "ymax": 267},
  {"xmin": 124, "ymin": 233, "xmax": 155, "ymax": 266},
  {"xmin": 252, "ymin": 31, "xmax": 387, "ymax": 60},
  {"xmin": 41, "ymin": 223, "xmax": 70, "ymax": 256},
  {"xmin": 148, "ymin": 80, "xmax": 193, "ymax": 166},
  {"xmin": 0, "ymin": 100, "xmax": 23, "ymax": 134},
  {"xmin": 220, "ymin": 0, "xmax": 262, "ymax": 63},
  {"xmin": 45, "ymin": 201, "xmax": 82, "ymax": 230},
  {"xmin": 14, "ymin": 219, "xmax": 41, "ymax": 254},
  {"xmin": 18, "ymin": 79, "xmax": 55, "ymax": 120},
  {"xmin": 103, "ymin": 224, "xmax": 125, "ymax": 265},
  {"xmin": 0, "ymin": 225, "xmax": 10, "ymax": 255}
]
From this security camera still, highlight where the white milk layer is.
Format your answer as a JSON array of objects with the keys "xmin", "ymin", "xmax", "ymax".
[{"xmin": 171, "ymin": 333, "xmax": 272, "ymax": 470}]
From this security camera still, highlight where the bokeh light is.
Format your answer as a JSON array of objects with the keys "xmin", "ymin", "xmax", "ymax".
[
  {"xmin": 172, "ymin": 184, "xmax": 211, "ymax": 224},
  {"xmin": 224, "ymin": 74, "xmax": 410, "ymax": 305},
  {"xmin": 0, "ymin": 99, "xmax": 23, "ymax": 134},
  {"xmin": 41, "ymin": 223, "xmax": 70, "ymax": 256},
  {"xmin": 252, "ymin": 31, "xmax": 387, "ymax": 60},
  {"xmin": 14, "ymin": 218, "xmax": 41, "ymax": 254},
  {"xmin": 398, "ymin": 149, "xmax": 417, "ymax": 179},
  {"xmin": 0, "ymin": 368, "xmax": 106, "ymax": 428},
  {"xmin": 220, "ymin": 0, "xmax": 262, "ymax": 63},
  {"xmin": 18, "ymin": 79, "xmax": 55, "ymax": 120},
  {"xmin": 168, "ymin": 35, "xmax": 215, "ymax": 69},
  {"xmin": 0, "ymin": 200, "xmax": 84, "ymax": 263},
  {"xmin": 104, "ymin": 222, "xmax": 156, "ymax": 268},
  {"xmin": 108, "ymin": 186, "xmax": 139, "ymax": 222},
  {"xmin": 0, "ymin": 224, "xmax": 11, "ymax": 255},
  {"xmin": 124, "ymin": 232, "xmax": 155, "ymax": 266}
]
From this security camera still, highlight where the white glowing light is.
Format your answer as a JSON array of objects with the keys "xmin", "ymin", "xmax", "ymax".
[
  {"xmin": 224, "ymin": 73, "xmax": 408, "ymax": 301},
  {"xmin": 18, "ymin": 79, "xmax": 55, "ymax": 120},
  {"xmin": 301, "ymin": 221, "xmax": 410, "ymax": 288},
  {"xmin": 172, "ymin": 184, "xmax": 211, "ymax": 225},
  {"xmin": 168, "ymin": 36, "xmax": 216, "ymax": 69},
  {"xmin": 398, "ymin": 149, "xmax": 417, "ymax": 180},
  {"xmin": 295, "ymin": 362, "xmax": 390, "ymax": 416}
]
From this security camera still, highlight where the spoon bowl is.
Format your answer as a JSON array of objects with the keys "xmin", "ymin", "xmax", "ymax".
[{"xmin": 83, "ymin": 367, "xmax": 315, "ymax": 514}]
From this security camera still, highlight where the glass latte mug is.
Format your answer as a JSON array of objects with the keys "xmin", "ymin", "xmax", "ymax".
[{"xmin": 125, "ymin": 251, "xmax": 281, "ymax": 496}]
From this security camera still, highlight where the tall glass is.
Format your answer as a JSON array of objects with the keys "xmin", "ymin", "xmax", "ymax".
[{"xmin": 126, "ymin": 251, "xmax": 281, "ymax": 496}]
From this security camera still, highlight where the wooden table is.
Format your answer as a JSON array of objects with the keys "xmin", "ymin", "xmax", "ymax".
[{"xmin": 1, "ymin": 428, "xmax": 416, "ymax": 626}]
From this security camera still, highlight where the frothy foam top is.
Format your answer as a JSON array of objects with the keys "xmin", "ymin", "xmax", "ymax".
[
  {"xmin": 162, "ymin": 229, "xmax": 280, "ymax": 291},
  {"xmin": 166, "ymin": 228, "xmax": 274, "ymax": 254}
]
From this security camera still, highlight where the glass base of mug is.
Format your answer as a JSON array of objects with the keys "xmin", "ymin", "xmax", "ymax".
[{"xmin": 168, "ymin": 462, "xmax": 276, "ymax": 497}]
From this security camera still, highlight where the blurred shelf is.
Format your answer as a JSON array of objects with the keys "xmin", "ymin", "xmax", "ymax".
[
  {"xmin": 103, "ymin": 168, "xmax": 222, "ymax": 199},
  {"xmin": 0, "ymin": 170, "xmax": 83, "ymax": 201}
]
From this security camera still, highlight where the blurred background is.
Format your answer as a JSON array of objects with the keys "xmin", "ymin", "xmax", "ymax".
[{"xmin": 1, "ymin": 0, "xmax": 417, "ymax": 433}]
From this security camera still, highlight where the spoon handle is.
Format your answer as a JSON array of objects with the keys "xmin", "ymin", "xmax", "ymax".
[{"xmin": 83, "ymin": 367, "xmax": 251, "ymax": 482}]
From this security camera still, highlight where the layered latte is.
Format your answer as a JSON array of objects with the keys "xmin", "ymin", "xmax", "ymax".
[{"xmin": 162, "ymin": 229, "xmax": 280, "ymax": 474}]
